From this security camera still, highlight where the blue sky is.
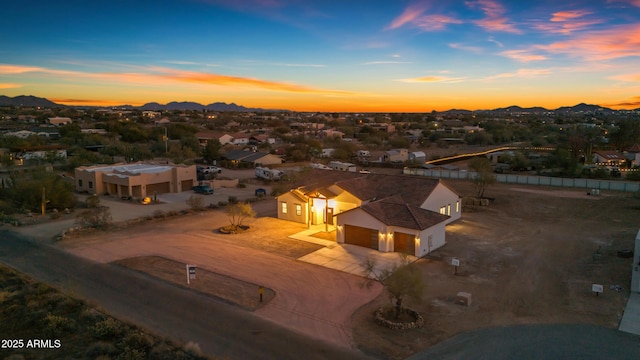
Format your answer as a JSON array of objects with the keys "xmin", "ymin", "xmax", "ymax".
[{"xmin": 1, "ymin": 0, "xmax": 639, "ymax": 111}]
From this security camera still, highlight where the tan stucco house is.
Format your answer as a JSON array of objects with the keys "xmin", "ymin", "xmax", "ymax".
[
  {"xmin": 277, "ymin": 170, "xmax": 460, "ymax": 257},
  {"xmin": 75, "ymin": 163, "xmax": 197, "ymax": 198}
]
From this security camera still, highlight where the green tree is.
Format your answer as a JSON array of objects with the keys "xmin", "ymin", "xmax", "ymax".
[
  {"xmin": 363, "ymin": 254, "xmax": 424, "ymax": 319},
  {"xmin": 202, "ymin": 140, "xmax": 221, "ymax": 164},
  {"xmin": 469, "ymin": 156, "xmax": 496, "ymax": 198},
  {"xmin": 225, "ymin": 202, "xmax": 256, "ymax": 231}
]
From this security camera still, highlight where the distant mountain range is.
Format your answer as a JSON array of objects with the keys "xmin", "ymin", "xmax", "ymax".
[{"xmin": 0, "ymin": 95, "xmax": 636, "ymax": 114}]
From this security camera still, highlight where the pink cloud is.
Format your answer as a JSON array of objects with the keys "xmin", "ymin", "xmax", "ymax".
[
  {"xmin": 466, "ymin": 0, "xmax": 521, "ymax": 33},
  {"xmin": 0, "ymin": 64, "xmax": 45, "ymax": 74},
  {"xmin": 534, "ymin": 9, "xmax": 601, "ymax": 34},
  {"xmin": 387, "ymin": 2, "xmax": 430, "ymax": 30},
  {"xmin": 500, "ymin": 50, "xmax": 548, "ymax": 62},
  {"xmin": 483, "ymin": 68, "xmax": 552, "ymax": 80},
  {"xmin": 541, "ymin": 23, "xmax": 640, "ymax": 60},
  {"xmin": 387, "ymin": 1, "xmax": 462, "ymax": 31}
]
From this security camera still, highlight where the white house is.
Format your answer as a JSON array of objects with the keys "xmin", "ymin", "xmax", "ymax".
[{"xmin": 276, "ymin": 170, "xmax": 460, "ymax": 257}]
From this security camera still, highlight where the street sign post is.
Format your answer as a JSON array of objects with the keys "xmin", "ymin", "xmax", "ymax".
[
  {"xmin": 186, "ymin": 264, "xmax": 197, "ymax": 285},
  {"xmin": 452, "ymin": 258, "xmax": 460, "ymax": 275}
]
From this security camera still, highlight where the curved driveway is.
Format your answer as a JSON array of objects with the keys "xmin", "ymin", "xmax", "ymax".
[
  {"xmin": 0, "ymin": 230, "xmax": 370, "ymax": 360},
  {"xmin": 64, "ymin": 227, "xmax": 382, "ymax": 348}
]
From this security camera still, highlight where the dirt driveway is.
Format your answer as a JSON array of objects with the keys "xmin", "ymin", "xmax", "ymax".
[
  {"xmin": 353, "ymin": 180, "xmax": 640, "ymax": 359},
  {"xmin": 59, "ymin": 212, "xmax": 383, "ymax": 349}
]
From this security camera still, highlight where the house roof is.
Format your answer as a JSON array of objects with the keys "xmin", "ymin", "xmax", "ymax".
[
  {"xmin": 223, "ymin": 149, "xmax": 278, "ymax": 163},
  {"xmin": 628, "ymin": 144, "xmax": 640, "ymax": 153},
  {"xmin": 294, "ymin": 169, "xmax": 454, "ymax": 207},
  {"xmin": 357, "ymin": 196, "xmax": 450, "ymax": 230},
  {"xmin": 594, "ymin": 150, "xmax": 625, "ymax": 160}
]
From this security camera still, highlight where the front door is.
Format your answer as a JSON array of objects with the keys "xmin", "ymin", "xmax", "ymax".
[{"xmin": 326, "ymin": 207, "xmax": 334, "ymax": 225}]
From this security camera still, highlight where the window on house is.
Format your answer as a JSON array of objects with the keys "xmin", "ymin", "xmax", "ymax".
[
  {"xmin": 439, "ymin": 206, "xmax": 446, "ymax": 215},
  {"xmin": 281, "ymin": 202, "xmax": 288, "ymax": 214},
  {"xmin": 447, "ymin": 204, "xmax": 451, "ymax": 216},
  {"xmin": 295, "ymin": 204, "xmax": 302, "ymax": 216},
  {"xmin": 89, "ymin": 181, "xmax": 93, "ymax": 189},
  {"xmin": 456, "ymin": 201, "xmax": 460, "ymax": 213},
  {"xmin": 78, "ymin": 179, "xmax": 83, "ymax": 187}
]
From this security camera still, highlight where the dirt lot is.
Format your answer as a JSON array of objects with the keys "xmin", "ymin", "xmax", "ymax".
[
  {"xmin": 352, "ymin": 180, "xmax": 640, "ymax": 359},
  {"xmin": 51, "ymin": 172, "xmax": 640, "ymax": 359}
]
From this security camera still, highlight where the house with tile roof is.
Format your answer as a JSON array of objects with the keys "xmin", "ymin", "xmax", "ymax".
[
  {"xmin": 593, "ymin": 150, "xmax": 626, "ymax": 167},
  {"xmin": 276, "ymin": 169, "xmax": 460, "ymax": 257}
]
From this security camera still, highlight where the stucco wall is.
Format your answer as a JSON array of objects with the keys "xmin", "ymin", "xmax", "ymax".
[
  {"xmin": 277, "ymin": 192, "xmax": 308, "ymax": 224},
  {"xmin": 421, "ymin": 182, "xmax": 461, "ymax": 224}
]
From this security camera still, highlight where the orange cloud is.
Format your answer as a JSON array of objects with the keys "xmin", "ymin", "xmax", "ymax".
[
  {"xmin": 609, "ymin": 73, "xmax": 640, "ymax": 82},
  {"xmin": 0, "ymin": 63, "xmax": 352, "ymax": 95},
  {"xmin": 156, "ymin": 68, "xmax": 352, "ymax": 94},
  {"xmin": 550, "ymin": 10, "xmax": 592, "ymax": 22},
  {"xmin": 466, "ymin": 0, "xmax": 521, "ymax": 33},
  {"xmin": 602, "ymin": 96, "xmax": 640, "ymax": 109},
  {"xmin": 48, "ymin": 98, "xmax": 136, "ymax": 106},
  {"xmin": 0, "ymin": 83, "xmax": 22, "ymax": 89},
  {"xmin": 398, "ymin": 75, "xmax": 465, "ymax": 83},
  {"xmin": 0, "ymin": 64, "xmax": 45, "ymax": 74}
]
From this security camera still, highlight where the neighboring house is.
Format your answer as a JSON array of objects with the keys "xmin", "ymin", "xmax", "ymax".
[
  {"xmin": 48, "ymin": 117, "xmax": 72, "ymax": 126},
  {"xmin": 11, "ymin": 146, "xmax": 67, "ymax": 164},
  {"xmin": 383, "ymin": 148, "xmax": 409, "ymax": 163},
  {"xmin": 230, "ymin": 132, "xmax": 250, "ymax": 145},
  {"xmin": 222, "ymin": 149, "xmax": 283, "ymax": 166},
  {"xmin": 593, "ymin": 150, "xmax": 626, "ymax": 167},
  {"xmin": 4, "ymin": 130, "xmax": 37, "ymax": 138},
  {"xmin": 154, "ymin": 117, "xmax": 171, "ymax": 126},
  {"xmin": 75, "ymin": 162, "xmax": 197, "ymax": 198},
  {"xmin": 408, "ymin": 151, "xmax": 426, "ymax": 163},
  {"xmin": 195, "ymin": 131, "xmax": 234, "ymax": 146},
  {"xmin": 276, "ymin": 170, "xmax": 461, "ymax": 257},
  {"xmin": 625, "ymin": 144, "xmax": 640, "ymax": 167}
]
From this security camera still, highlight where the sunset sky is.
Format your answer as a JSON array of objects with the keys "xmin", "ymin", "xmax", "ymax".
[{"xmin": 1, "ymin": 0, "xmax": 639, "ymax": 112}]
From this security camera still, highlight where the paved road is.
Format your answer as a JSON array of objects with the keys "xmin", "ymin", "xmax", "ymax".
[
  {"xmin": 407, "ymin": 324, "xmax": 640, "ymax": 360},
  {"xmin": 0, "ymin": 230, "xmax": 372, "ymax": 360}
]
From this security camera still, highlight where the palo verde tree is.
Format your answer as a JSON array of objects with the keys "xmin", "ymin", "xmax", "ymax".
[
  {"xmin": 225, "ymin": 202, "xmax": 256, "ymax": 231},
  {"xmin": 363, "ymin": 254, "xmax": 424, "ymax": 319},
  {"xmin": 469, "ymin": 156, "xmax": 496, "ymax": 198}
]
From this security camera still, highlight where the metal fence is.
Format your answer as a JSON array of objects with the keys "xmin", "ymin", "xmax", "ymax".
[{"xmin": 403, "ymin": 168, "xmax": 640, "ymax": 193}]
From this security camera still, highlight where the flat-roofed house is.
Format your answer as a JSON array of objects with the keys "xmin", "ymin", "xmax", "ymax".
[{"xmin": 75, "ymin": 163, "xmax": 197, "ymax": 198}]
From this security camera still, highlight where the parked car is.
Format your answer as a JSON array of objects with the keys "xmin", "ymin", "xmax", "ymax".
[
  {"xmin": 197, "ymin": 166, "xmax": 222, "ymax": 174},
  {"xmin": 192, "ymin": 185, "xmax": 214, "ymax": 195}
]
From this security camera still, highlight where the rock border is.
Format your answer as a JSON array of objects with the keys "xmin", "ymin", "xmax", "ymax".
[{"xmin": 374, "ymin": 307, "xmax": 424, "ymax": 330}]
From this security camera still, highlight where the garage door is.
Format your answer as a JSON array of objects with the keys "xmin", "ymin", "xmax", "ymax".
[
  {"xmin": 394, "ymin": 232, "xmax": 416, "ymax": 256},
  {"xmin": 181, "ymin": 179, "xmax": 194, "ymax": 192},
  {"xmin": 146, "ymin": 182, "xmax": 170, "ymax": 195},
  {"xmin": 344, "ymin": 225, "xmax": 378, "ymax": 250}
]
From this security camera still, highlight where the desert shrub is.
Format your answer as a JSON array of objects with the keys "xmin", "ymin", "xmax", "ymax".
[
  {"xmin": 122, "ymin": 332, "xmax": 154, "ymax": 352},
  {"xmin": 227, "ymin": 196, "xmax": 238, "ymax": 204},
  {"xmin": 80, "ymin": 308, "xmax": 105, "ymax": 323},
  {"xmin": 92, "ymin": 318, "xmax": 125, "ymax": 340},
  {"xmin": 117, "ymin": 346, "xmax": 146, "ymax": 360},
  {"xmin": 86, "ymin": 195, "xmax": 101, "ymax": 208},
  {"xmin": 217, "ymin": 201, "xmax": 228, "ymax": 207},
  {"xmin": 85, "ymin": 341, "xmax": 117, "ymax": 358},
  {"xmin": 49, "ymin": 209, "xmax": 61, "ymax": 219},
  {"xmin": 153, "ymin": 210, "xmax": 166, "ymax": 218},
  {"xmin": 237, "ymin": 182, "xmax": 246, "ymax": 188},
  {"xmin": 76, "ymin": 207, "xmax": 112, "ymax": 229},
  {"xmin": 43, "ymin": 312, "xmax": 76, "ymax": 336},
  {"xmin": 186, "ymin": 195, "xmax": 204, "ymax": 211},
  {"xmin": 184, "ymin": 341, "xmax": 203, "ymax": 356}
]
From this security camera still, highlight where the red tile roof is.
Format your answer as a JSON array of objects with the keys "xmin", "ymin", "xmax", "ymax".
[{"xmin": 359, "ymin": 195, "xmax": 449, "ymax": 230}]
